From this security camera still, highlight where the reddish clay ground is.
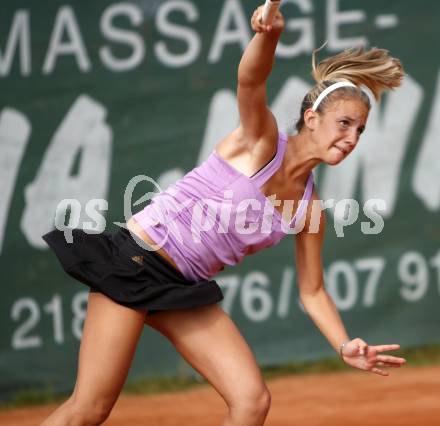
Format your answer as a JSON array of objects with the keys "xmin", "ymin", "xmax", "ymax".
[{"xmin": 1, "ymin": 365, "xmax": 439, "ymax": 426}]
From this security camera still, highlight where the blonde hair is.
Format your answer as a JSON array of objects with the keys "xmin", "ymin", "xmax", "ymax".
[{"xmin": 296, "ymin": 46, "xmax": 404, "ymax": 132}]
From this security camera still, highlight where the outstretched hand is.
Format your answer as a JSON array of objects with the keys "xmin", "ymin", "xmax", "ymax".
[
  {"xmin": 341, "ymin": 338, "xmax": 406, "ymax": 376},
  {"xmin": 251, "ymin": 5, "xmax": 285, "ymax": 34}
]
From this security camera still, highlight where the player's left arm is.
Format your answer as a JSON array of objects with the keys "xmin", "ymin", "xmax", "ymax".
[
  {"xmin": 295, "ymin": 190, "xmax": 350, "ymax": 353},
  {"xmin": 295, "ymin": 190, "xmax": 406, "ymax": 376}
]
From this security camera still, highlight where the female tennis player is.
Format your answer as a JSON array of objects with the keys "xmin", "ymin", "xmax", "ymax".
[{"xmin": 41, "ymin": 4, "xmax": 406, "ymax": 426}]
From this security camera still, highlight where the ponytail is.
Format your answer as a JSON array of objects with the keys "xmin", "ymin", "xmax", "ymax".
[
  {"xmin": 312, "ymin": 46, "xmax": 403, "ymax": 101},
  {"xmin": 296, "ymin": 46, "xmax": 404, "ymax": 132}
]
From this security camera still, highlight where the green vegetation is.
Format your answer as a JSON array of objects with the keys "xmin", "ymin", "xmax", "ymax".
[
  {"xmin": 2, "ymin": 343, "xmax": 440, "ymax": 410},
  {"xmin": 0, "ymin": 386, "xmax": 64, "ymax": 410}
]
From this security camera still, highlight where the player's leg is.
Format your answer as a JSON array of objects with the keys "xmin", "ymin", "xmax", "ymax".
[
  {"xmin": 145, "ymin": 304, "xmax": 271, "ymax": 426},
  {"xmin": 40, "ymin": 292, "xmax": 147, "ymax": 426}
]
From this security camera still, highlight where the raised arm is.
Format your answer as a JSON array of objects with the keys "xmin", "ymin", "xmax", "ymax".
[
  {"xmin": 295, "ymin": 192, "xmax": 406, "ymax": 376},
  {"xmin": 236, "ymin": 6, "xmax": 285, "ymax": 143}
]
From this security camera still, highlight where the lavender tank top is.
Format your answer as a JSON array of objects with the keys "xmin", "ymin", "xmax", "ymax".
[{"xmin": 132, "ymin": 133, "xmax": 314, "ymax": 281}]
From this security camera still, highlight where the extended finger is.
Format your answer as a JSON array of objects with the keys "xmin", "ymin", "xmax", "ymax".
[
  {"xmin": 376, "ymin": 355, "xmax": 406, "ymax": 364},
  {"xmin": 371, "ymin": 367, "xmax": 389, "ymax": 376},
  {"xmin": 373, "ymin": 344, "xmax": 401, "ymax": 353},
  {"xmin": 376, "ymin": 361, "xmax": 402, "ymax": 368}
]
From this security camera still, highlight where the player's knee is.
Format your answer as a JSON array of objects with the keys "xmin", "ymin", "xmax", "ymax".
[
  {"xmin": 68, "ymin": 397, "xmax": 114, "ymax": 425},
  {"xmin": 231, "ymin": 385, "xmax": 271, "ymax": 419},
  {"xmin": 254, "ymin": 386, "xmax": 271, "ymax": 416}
]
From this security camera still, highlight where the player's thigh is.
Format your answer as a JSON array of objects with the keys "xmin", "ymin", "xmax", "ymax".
[
  {"xmin": 145, "ymin": 304, "xmax": 267, "ymax": 405},
  {"xmin": 72, "ymin": 292, "xmax": 147, "ymax": 407}
]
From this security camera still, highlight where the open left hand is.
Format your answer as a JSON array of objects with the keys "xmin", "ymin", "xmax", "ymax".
[{"xmin": 341, "ymin": 338, "xmax": 406, "ymax": 376}]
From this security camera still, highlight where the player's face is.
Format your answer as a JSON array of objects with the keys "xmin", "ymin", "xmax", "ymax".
[{"xmin": 315, "ymin": 99, "xmax": 369, "ymax": 165}]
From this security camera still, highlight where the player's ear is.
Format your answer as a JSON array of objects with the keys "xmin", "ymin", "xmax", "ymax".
[{"xmin": 303, "ymin": 109, "xmax": 319, "ymax": 131}]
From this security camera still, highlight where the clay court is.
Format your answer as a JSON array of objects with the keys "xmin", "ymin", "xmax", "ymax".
[{"xmin": 1, "ymin": 364, "xmax": 438, "ymax": 426}]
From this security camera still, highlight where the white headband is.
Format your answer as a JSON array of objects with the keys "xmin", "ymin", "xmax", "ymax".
[{"xmin": 312, "ymin": 81, "xmax": 357, "ymax": 111}]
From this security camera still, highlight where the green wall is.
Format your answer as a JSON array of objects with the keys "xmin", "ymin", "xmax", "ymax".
[{"xmin": 1, "ymin": 0, "xmax": 439, "ymax": 400}]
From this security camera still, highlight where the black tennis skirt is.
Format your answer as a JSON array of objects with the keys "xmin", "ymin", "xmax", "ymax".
[{"xmin": 42, "ymin": 227, "xmax": 223, "ymax": 313}]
